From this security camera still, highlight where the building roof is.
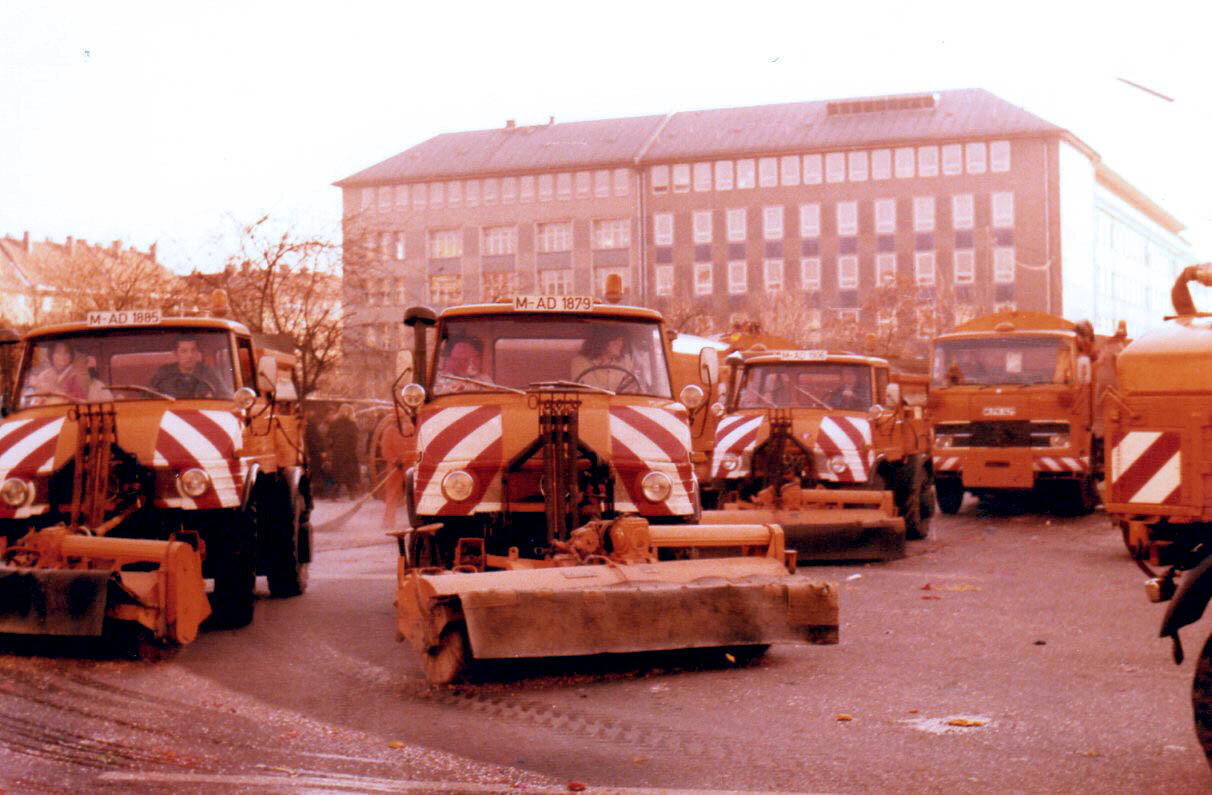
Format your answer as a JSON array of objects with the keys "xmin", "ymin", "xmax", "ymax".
[{"xmin": 336, "ymin": 88, "xmax": 1068, "ymax": 187}]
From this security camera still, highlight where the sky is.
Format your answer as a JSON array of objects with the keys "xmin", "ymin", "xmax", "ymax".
[{"xmin": 3, "ymin": 0, "xmax": 1211, "ymax": 274}]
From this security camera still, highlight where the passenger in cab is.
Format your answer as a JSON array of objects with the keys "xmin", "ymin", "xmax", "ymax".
[
  {"xmin": 571, "ymin": 326, "xmax": 637, "ymax": 391},
  {"xmin": 433, "ymin": 336, "xmax": 485, "ymax": 394},
  {"xmin": 828, "ymin": 369, "xmax": 870, "ymax": 411},
  {"xmin": 150, "ymin": 336, "xmax": 224, "ymax": 399}
]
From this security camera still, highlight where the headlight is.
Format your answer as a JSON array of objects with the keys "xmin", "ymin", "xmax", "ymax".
[
  {"xmin": 710, "ymin": 402, "xmax": 726, "ymax": 417},
  {"xmin": 440, "ymin": 469, "xmax": 475, "ymax": 502},
  {"xmin": 1048, "ymin": 433, "xmax": 1070, "ymax": 448},
  {"xmin": 679, "ymin": 383, "xmax": 705, "ymax": 410},
  {"xmin": 0, "ymin": 478, "xmax": 31, "ymax": 507},
  {"xmin": 176, "ymin": 468, "xmax": 212, "ymax": 498},
  {"xmin": 935, "ymin": 433, "xmax": 954, "ymax": 449},
  {"xmin": 828, "ymin": 455, "xmax": 848, "ymax": 474},
  {"xmin": 640, "ymin": 471, "xmax": 673, "ymax": 502},
  {"xmin": 721, "ymin": 453, "xmax": 740, "ymax": 472},
  {"xmin": 233, "ymin": 387, "xmax": 256, "ymax": 410},
  {"xmin": 401, "ymin": 383, "xmax": 426, "ymax": 408}
]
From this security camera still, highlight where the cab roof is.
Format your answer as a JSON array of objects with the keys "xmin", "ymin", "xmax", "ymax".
[
  {"xmin": 740, "ymin": 349, "xmax": 888, "ymax": 367},
  {"xmin": 438, "ymin": 301, "xmax": 664, "ymax": 322},
  {"xmin": 23, "ymin": 316, "xmax": 251, "ymax": 340},
  {"xmin": 935, "ymin": 310, "xmax": 1076, "ymax": 341}
]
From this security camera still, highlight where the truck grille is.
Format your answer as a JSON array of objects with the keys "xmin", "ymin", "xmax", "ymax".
[{"xmin": 936, "ymin": 421, "xmax": 1069, "ymax": 448}]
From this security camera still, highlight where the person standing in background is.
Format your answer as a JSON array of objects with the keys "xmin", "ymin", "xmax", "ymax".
[{"xmin": 327, "ymin": 403, "xmax": 362, "ymax": 500}]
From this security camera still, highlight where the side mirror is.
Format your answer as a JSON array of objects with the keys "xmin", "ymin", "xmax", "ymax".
[
  {"xmin": 396, "ymin": 350, "xmax": 415, "ymax": 383},
  {"xmin": 257, "ymin": 355, "xmax": 278, "ymax": 394},
  {"xmin": 884, "ymin": 382, "xmax": 902, "ymax": 407},
  {"xmin": 698, "ymin": 347, "xmax": 720, "ymax": 386}
]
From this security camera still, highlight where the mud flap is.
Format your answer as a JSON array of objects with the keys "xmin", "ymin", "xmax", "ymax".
[
  {"xmin": 459, "ymin": 577, "xmax": 838, "ymax": 660},
  {"xmin": 703, "ymin": 508, "xmax": 906, "ymax": 562},
  {"xmin": 0, "ymin": 568, "xmax": 110, "ymax": 636}
]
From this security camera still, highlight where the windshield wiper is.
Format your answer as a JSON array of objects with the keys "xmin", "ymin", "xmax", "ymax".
[
  {"xmin": 530, "ymin": 379, "xmax": 615, "ymax": 395},
  {"xmin": 445, "ymin": 375, "xmax": 526, "ymax": 395},
  {"xmin": 108, "ymin": 384, "xmax": 177, "ymax": 400}
]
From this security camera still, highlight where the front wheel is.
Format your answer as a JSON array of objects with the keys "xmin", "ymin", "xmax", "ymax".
[
  {"xmin": 900, "ymin": 462, "xmax": 931, "ymax": 541},
  {"xmin": 423, "ymin": 623, "xmax": 472, "ymax": 685},
  {"xmin": 266, "ymin": 479, "xmax": 310, "ymax": 598},
  {"xmin": 207, "ymin": 517, "xmax": 256, "ymax": 629},
  {"xmin": 936, "ymin": 479, "xmax": 964, "ymax": 515},
  {"xmin": 1193, "ymin": 631, "xmax": 1212, "ymax": 766}
]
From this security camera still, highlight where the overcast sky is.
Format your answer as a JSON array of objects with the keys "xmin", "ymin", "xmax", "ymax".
[{"xmin": 3, "ymin": 0, "xmax": 1210, "ymax": 274}]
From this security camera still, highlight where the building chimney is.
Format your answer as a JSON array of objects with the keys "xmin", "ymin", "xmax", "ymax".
[
  {"xmin": 548, "ymin": 116, "xmax": 555, "ymax": 125},
  {"xmin": 22, "ymin": 231, "xmax": 30, "ymax": 253},
  {"xmin": 65, "ymin": 236, "xmax": 74, "ymax": 254},
  {"xmin": 149, "ymin": 242, "xmax": 157, "ymax": 262},
  {"xmin": 505, "ymin": 119, "xmax": 516, "ymax": 129}
]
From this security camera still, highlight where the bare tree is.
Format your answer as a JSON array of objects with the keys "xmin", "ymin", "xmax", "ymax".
[{"xmin": 24, "ymin": 242, "xmax": 185, "ymax": 326}]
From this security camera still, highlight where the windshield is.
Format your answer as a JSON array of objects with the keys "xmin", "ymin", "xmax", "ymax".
[
  {"xmin": 17, "ymin": 328, "xmax": 237, "ymax": 407},
  {"xmin": 736, "ymin": 363, "xmax": 873, "ymax": 411},
  {"xmin": 431, "ymin": 315, "xmax": 672, "ymax": 398},
  {"xmin": 931, "ymin": 336, "xmax": 1072, "ymax": 387}
]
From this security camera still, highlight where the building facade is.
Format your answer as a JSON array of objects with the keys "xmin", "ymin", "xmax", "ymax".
[{"xmin": 336, "ymin": 89, "xmax": 1194, "ymax": 356}]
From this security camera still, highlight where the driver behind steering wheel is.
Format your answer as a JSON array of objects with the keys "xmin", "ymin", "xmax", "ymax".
[
  {"xmin": 149, "ymin": 336, "xmax": 224, "ymax": 399},
  {"xmin": 571, "ymin": 325, "xmax": 638, "ymax": 391}
]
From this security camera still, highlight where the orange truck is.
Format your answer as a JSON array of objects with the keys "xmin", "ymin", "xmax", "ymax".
[
  {"xmin": 0, "ymin": 300, "xmax": 311, "ymax": 646},
  {"xmin": 927, "ymin": 311, "xmax": 1104, "ymax": 515},
  {"xmin": 1105, "ymin": 263, "xmax": 1212, "ymax": 765}
]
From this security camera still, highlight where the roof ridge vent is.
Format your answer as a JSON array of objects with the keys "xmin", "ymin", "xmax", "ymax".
[{"xmin": 826, "ymin": 93, "xmax": 939, "ymax": 116}]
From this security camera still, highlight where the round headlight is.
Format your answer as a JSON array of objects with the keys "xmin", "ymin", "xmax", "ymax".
[
  {"xmin": 177, "ymin": 468, "xmax": 212, "ymax": 498},
  {"xmin": 1049, "ymin": 433, "xmax": 1070, "ymax": 448},
  {"xmin": 0, "ymin": 478, "xmax": 31, "ymax": 507},
  {"xmin": 640, "ymin": 471, "xmax": 673, "ymax": 502},
  {"xmin": 401, "ymin": 383, "xmax": 426, "ymax": 408},
  {"xmin": 233, "ymin": 387, "xmax": 256, "ymax": 410},
  {"xmin": 440, "ymin": 469, "xmax": 475, "ymax": 502},
  {"xmin": 721, "ymin": 453, "xmax": 740, "ymax": 472},
  {"xmin": 679, "ymin": 383, "xmax": 705, "ymax": 410},
  {"xmin": 828, "ymin": 455, "xmax": 848, "ymax": 474},
  {"xmin": 710, "ymin": 402, "xmax": 726, "ymax": 418}
]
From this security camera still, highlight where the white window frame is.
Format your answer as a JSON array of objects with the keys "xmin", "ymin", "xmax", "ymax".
[
  {"xmin": 692, "ymin": 210, "xmax": 713, "ymax": 244},
  {"xmin": 360, "ymin": 187, "xmax": 373, "ymax": 210},
  {"xmin": 875, "ymin": 199, "xmax": 896, "ymax": 234},
  {"xmin": 942, "ymin": 144, "xmax": 962, "ymax": 175},
  {"xmin": 651, "ymin": 165, "xmax": 669, "ymax": 194},
  {"xmin": 556, "ymin": 172, "xmax": 572, "ymax": 200},
  {"xmin": 990, "ymin": 140, "xmax": 1011, "ymax": 173},
  {"xmin": 992, "ymin": 191, "xmax": 1015, "ymax": 228},
  {"xmin": 763, "ymin": 206, "xmax": 784, "ymax": 240},
  {"xmin": 655, "ymin": 264, "xmax": 674, "ymax": 297},
  {"xmin": 802, "ymin": 154, "xmax": 823, "ymax": 185},
  {"xmin": 592, "ymin": 218, "xmax": 630, "ymax": 250},
  {"xmin": 672, "ymin": 163, "xmax": 691, "ymax": 193},
  {"xmin": 954, "ymin": 249, "xmax": 975, "ymax": 284},
  {"xmin": 917, "ymin": 146, "xmax": 939, "ymax": 177},
  {"xmin": 431, "ymin": 182, "xmax": 446, "ymax": 208},
  {"xmin": 464, "ymin": 180, "xmax": 478, "ymax": 207},
  {"xmin": 482, "ymin": 225, "xmax": 517, "ymax": 256},
  {"xmin": 412, "ymin": 183, "xmax": 427, "ymax": 209},
  {"xmin": 913, "ymin": 196, "xmax": 935, "ymax": 232},
  {"xmin": 715, "ymin": 160, "xmax": 734, "ymax": 190},
  {"xmin": 894, "ymin": 147, "xmax": 915, "ymax": 178},
  {"xmin": 871, "ymin": 149, "xmax": 892, "ymax": 180},
  {"xmin": 726, "ymin": 208, "xmax": 747, "ymax": 242},
  {"xmin": 727, "ymin": 261, "xmax": 748, "ymax": 294},
  {"xmin": 536, "ymin": 222, "xmax": 572, "ymax": 253},
  {"xmin": 395, "ymin": 232, "xmax": 406, "ymax": 260},
  {"xmin": 594, "ymin": 170, "xmax": 610, "ymax": 198},
  {"xmin": 482, "ymin": 178, "xmax": 497, "ymax": 205},
  {"xmin": 445, "ymin": 181, "xmax": 461, "ymax": 207},
  {"xmin": 837, "ymin": 201, "xmax": 858, "ymax": 236},
  {"xmin": 876, "ymin": 253, "xmax": 896, "ymax": 286},
  {"xmin": 800, "ymin": 257, "xmax": 821, "ymax": 290},
  {"xmin": 781, "ymin": 155, "xmax": 801, "ymax": 186},
  {"xmin": 520, "ymin": 175, "xmax": 535, "ymax": 202},
  {"xmin": 966, "ymin": 142, "xmax": 988, "ymax": 174},
  {"xmin": 395, "ymin": 184, "xmax": 409, "ymax": 207},
  {"xmin": 838, "ymin": 255, "xmax": 859, "ymax": 289},
  {"xmin": 848, "ymin": 151, "xmax": 869, "ymax": 182},
  {"xmin": 574, "ymin": 172, "xmax": 590, "ymax": 198},
  {"xmin": 736, "ymin": 159, "xmax": 756, "ymax": 189},
  {"xmin": 799, "ymin": 203, "xmax": 821, "ymax": 237},
  {"xmin": 763, "ymin": 259, "xmax": 785, "ymax": 292},
  {"xmin": 758, "ymin": 157, "xmax": 778, "ymax": 187},
  {"xmin": 538, "ymin": 174, "xmax": 554, "ymax": 201},
  {"xmin": 428, "ymin": 228, "xmax": 462, "ymax": 259},
  {"xmin": 693, "ymin": 162, "xmax": 712, "ymax": 192},
  {"xmin": 613, "ymin": 168, "xmax": 629, "ymax": 196},
  {"xmin": 378, "ymin": 186, "xmax": 392, "ymax": 210},
  {"xmin": 914, "ymin": 251, "xmax": 936, "ymax": 287},
  {"xmin": 993, "ymin": 247, "xmax": 1016, "ymax": 283},
  {"xmin": 653, "ymin": 213, "xmax": 674, "ymax": 246},
  {"xmin": 695, "ymin": 262, "xmax": 714, "ymax": 296},
  {"xmin": 825, "ymin": 152, "xmax": 846, "ymax": 183},
  {"xmin": 952, "ymin": 194, "xmax": 974, "ymax": 230},
  {"xmin": 539, "ymin": 268, "xmax": 573, "ymax": 295}
]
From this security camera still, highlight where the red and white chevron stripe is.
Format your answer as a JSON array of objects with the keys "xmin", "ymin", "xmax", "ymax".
[
  {"xmin": 1110, "ymin": 430, "xmax": 1181, "ymax": 506},
  {"xmin": 814, "ymin": 416, "xmax": 872, "ymax": 483},
  {"xmin": 154, "ymin": 410, "xmax": 246, "ymax": 510},
  {"xmin": 710, "ymin": 414, "xmax": 763, "ymax": 478},
  {"xmin": 610, "ymin": 405, "xmax": 695, "ymax": 516},
  {"xmin": 0, "ymin": 416, "xmax": 65, "ymax": 518},
  {"xmin": 414, "ymin": 406, "xmax": 503, "ymax": 515},
  {"xmin": 1034, "ymin": 455, "xmax": 1088, "ymax": 473},
  {"xmin": 933, "ymin": 455, "xmax": 961, "ymax": 472}
]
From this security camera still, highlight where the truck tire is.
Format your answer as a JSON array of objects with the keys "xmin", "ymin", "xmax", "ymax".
[
  {"xmin": 1193, "ymin": 631, "xmax": 1212, "ymax": 766},
  {"xmin": 208, "ymin": 516, "xmax": 256, "ymax": 629},
  {"xmin": 901, "ymin": 461, "xmax": 931, "ymax": 540},
  {"xmin": 424, "ymin": 622, "xmax": 471, "ymax": 685},
  {"xmin": 267, "ymin": 480, "xmax": 310, "ymax": 598},
  {"xmin": 936, "ymin": 479, "xmax": 964, "ymax": 515},
  {"xmin": 1056, "ymin": 477, "xmax": 1097, "ymax": 517}
]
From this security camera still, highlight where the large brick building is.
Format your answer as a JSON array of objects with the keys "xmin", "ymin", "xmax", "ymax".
[{"xmin": 335, "ymin": 88, "xmax": 1193, "ymax": 356}]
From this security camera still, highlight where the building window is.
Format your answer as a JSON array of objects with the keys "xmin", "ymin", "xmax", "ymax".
[
  {"xmin": 763, "ymin": 206, "xmax": 784, "ymax": 240},
  {"xmin": 737, "ymin": 159, "xmax": 756, "ymax": 189},
  {"xmin": 651, "ymin": 165, "xmax": 669, "ymax": 194},
  {"xmin": 428, "ymin": 229, "xmax": 462, "ymax": 258},
  {"xmin": 726, "ymin": 208, "xmax": 747, "ymax": 242},
  {"xmin": 848, "ymin": 151, "xmax": 869, "ymax": 182},
  {"xmin": 758, "ymin": 157, "xmax": 778, "ymax": 187},
  {"xmin": 594, "ymin": 267, "xmax": 630, "ymax": 296},
  {"xmin": 992, "ymin": 192, "xmax": 1014, "ymax": 228},
  {"xmin": 871, "ymin": 149, "xmax": 892, "ymax": 180},
  {"xmin": 556, "ymin": 173, "xmax": 572, "ymax": 200},
  {"xmin": 431, "ymin": 182, "xmax": 447, "ymax": 208},
  {"xmin": 915, "ymin": 251, "xmax": 936, "ymax": 287},
  {"xmin": 483, "ymin": 226, "xmax": 517, "ymax": 256},
  {"xmin": 693, "ymin": 162, "xmax": 712, "ymax": 192},
  {"xmin": 917, "ymin": 146, "xmax": 939, "ymax": 177},
  {"xmin": 653, "ymin": 212, "xmax": 674, "ymax": 246},
  {"xmin": 942, "ymin": 144, "xmax": 962, "ymax": 175},
  {"xmin": 993, "ymin": 247, "xmax": 1015, "ymax": 283},
  {"xmin": 837, "ymin": 201, "xmax": 858, "ymax": 236},
  {"xmin": 655, "ymin": 264, "xmax": 674, "ymax": 296},
  {"xmin": 913, "ymin": 197, "xmax": 935, "ymax": 232},
  {"xmin": 825, "ymin": 152, "xmax": 846, "ymax": 183},
  {"xmin": 695, "ymin": 262, "xmax": 714, "ymax": 295},
  {"xmin": 499, "ymin": 176, "xmax": 516, "ymax": 204},
  {"xmin": 781, "ymin": 155, "xmax": 801, "ymax": 186},
  {"xmin": 593, "ymin": 218, "xmax": 630, "ymax": 249},
  {"xmin": 520, "ymin": 175, "xmax": 535, "ymax": 202},
  {"xmin": 801, "ymin": 257, "xmax": 821, "ymax": 290},
  {"xmin": 838, "ymin": 255, "xmax": 858, "ymax": 289},
  {"xmin": 378, "ymin": 186, "xmax": 392, "ymax": 211},
  {"xmin": 966, "ymin": 142, "xmax": 987, "ymax": 174},
  {"xmin": 800, "ymin": 203, "xmax": 821, "ymax": 237},
  {"xmin": 693, "ymin": 210, "xmax": 713, "ymax": 244},
  {"xmin": 428, "ymin": 274, "xmax": 463, "ymax": 304},
  {"xmin": 876, "ymin": 253, "xmax": 896, "ymax": 286},
  {"xmin": 838, "ymin": 308, "xmax": 860, "ymax": 324},
  {"xmin": 990, "ymin": 140, "xmax": 1011, "ymax": 173},
  {"xmin": 539, "ymin": 268, "xmax": 573, "ymax": 295},
  {"xmin": 803, "ymin": 154, "xmax": 823, "ymax": 185},
  {"xmin": 360, "ymin": 187, "xmax": 374, "ymax": 211},
  {"xmin": 536, "ymin": 222, "xmax": 572, "ymax": 253},
  {"xmin": 672, "ymin": 163, "xmax": 691, "ymax": 192},
  {"xmin": 613, "ymin": 168, "xmax": 629, "ymax": 196},
  {"xmin": 571, "ymin": 171, "xmax": 588, "ymax": 198},
  {"xmin": 379, "ymin": 231, "xmax": 393, "ymax": 259},
  {"xmin": 728, "ymin": 261, "xmax": 748, "ymax": 294},
  {"xmin": 715, "ymin": 160, "xmax": 734, "ymax": 190},
  {"xmin": 895, "ymin": 147, "xmax": 915, "ymax": 178},
  {"xmin": 954, "ymin": 249, "xmax": 975, "ymax": 284},
  {"xmin": 465, "ymin": 180, "xmax": 478, "ymax": 207},
  {"xmin": 764, "ymin": 259, "xmax": 784, "ymax": 292},
  {"xmin": 952, "ymin": 194, "xmax": 974, "ymax": 229},
  {"xmin": 395, "ymin": 184, "xmax": 409, "ymax": 207},
  {"xmin": 875, "ymin": 199, "xmax": 896, "ymax": 234},
  {"xmin": 483, "ymin": 271, "xmax": 518, "ymax": 301},
  {"xmin": 594, "ymin": 170, "xmax": 610, "ymax": 198},
  {"xmin": 447, "ymin": 181, "xmax": 462, "ymax": 207},
  {"xmin": 483, "ymin": 178, "xmax": 499, "ymax": 204},
  {"xmin": 412, "ymin": 183, "xmax": 427, "ymax": 209},
  {"xmin": 395, "ymin": 232, "xmax": 406, "ymax": 260},
  {"xmin": 538, "ymin": 174, "xmax": 554, "ymax": 201}
]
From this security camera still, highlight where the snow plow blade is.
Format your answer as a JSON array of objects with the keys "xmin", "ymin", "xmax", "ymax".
[
  {"xmin": 704, "ymin": 489, "xmax": 906, "ymax": 562},
  {"xmin": 0, "ymin": 530, "xmax": 210, "ymax": 645}
]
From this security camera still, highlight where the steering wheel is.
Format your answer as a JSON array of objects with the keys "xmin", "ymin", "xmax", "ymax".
[{"xmin": 573, "ymin": 364, "xmax": 640, "ymax": 393}]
